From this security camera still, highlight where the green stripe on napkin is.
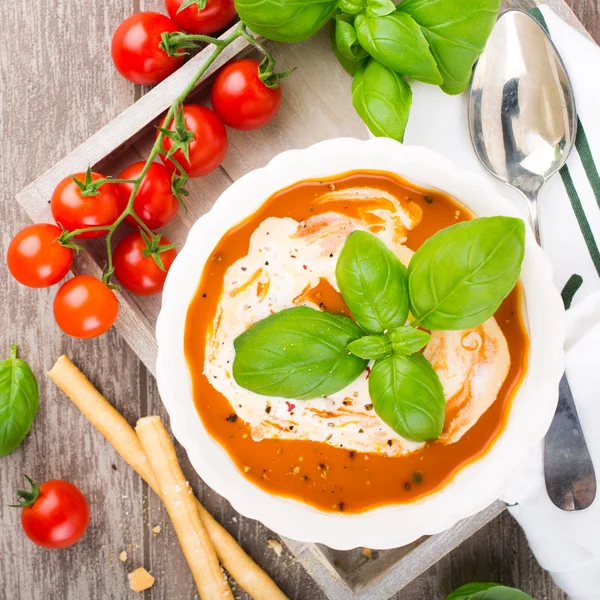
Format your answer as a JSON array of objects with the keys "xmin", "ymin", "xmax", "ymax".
[
  {"xmin": 529, "ymin": 6, "xmax": 600, "ymax": 277},
  {"xmin": 561, "ymin": 273, "xmax": 584, "ymax": 309}
]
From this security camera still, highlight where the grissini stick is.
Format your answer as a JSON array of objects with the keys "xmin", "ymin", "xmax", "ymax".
[
  {"xmin": 48, "ymin": 355, "xmax": 289, "ymax": 600},
  {"xmin": 136, "ymin": 416, "xmax": 233, "ymax": 600}
]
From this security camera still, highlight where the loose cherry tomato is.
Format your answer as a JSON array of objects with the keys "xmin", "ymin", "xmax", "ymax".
[
  {"xmin": 54, "ymin": 275, "xmax": 118, "ymax": 339},
  {"xmin": 211, "ymin": 59, "xmax": 282, "ymax": 130},
  {"xmin": 111, "ymin": 12, "xmax": 183, "ymax": 85},
  {"xmin": 7, "ymin": 224, "xmax": 73, "ymax": 288},
  {"xmin": 116, "ymin": 162, "xmax": 179, "ymax": 230},
  {"xmin": 158, "ymin": 104, "xmax": 227, "ymax": 177},
  {"xmin": 165, "ymin": 0, "xmax": 236, "ymax": 35},
  {"xmin": 15, "ymin": 476, "xmax": 90, "ymax": 549},
  {"xmin": 51, "ymin": 172, "xmax": 121, "ymax": 239},
  {"xmin": 114, "ymin": 231, "xmax": 177, "ymax": 296}
]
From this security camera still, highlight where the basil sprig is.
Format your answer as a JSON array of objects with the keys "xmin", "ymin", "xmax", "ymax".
[
  {"xmin": 448, "ymin": 583, "xmax": 535, "ymax": 600},
  {"xmin": 232, "ymin": 217, "xmax": 525, "ymax": 443},
  {"xmin": 0, "ymin": 346, "xmax": 39, "ymax": 456},
  {"xmin": 233, "ymin": 0, "xmax": 501, "ymax": 142}
]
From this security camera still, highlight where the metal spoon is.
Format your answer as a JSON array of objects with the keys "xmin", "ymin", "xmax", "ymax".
[{"xmin": 468, "ymin": 9, "xmax": 596, "ymax": 510}]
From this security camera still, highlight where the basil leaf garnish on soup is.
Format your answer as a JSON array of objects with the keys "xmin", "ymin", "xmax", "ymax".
[
  {"xmin": 408, "ymin": 217, "xmax": 525, "ymax": 331},
  {"xmin": 369, "ymin": 352, "xmax": 445, "ymax": 442},
  {"xmin": 347, "ymin": 334, "xmax": 392, "ymax": 360},
  {"xmin": 336, "ymin": 230, "xmax": 409, "ymax": 334},
  {"xmin": 232, "ymin": 306, "xmax": 367, "ymax": 400},
  {"xmin": 389, "ymin": 326, "xmax": 431, "ymax": 355}
]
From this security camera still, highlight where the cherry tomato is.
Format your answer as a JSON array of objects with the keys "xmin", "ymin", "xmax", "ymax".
[
  {"xmin": 16, "ymin": 477, "xmax": 90, "ymax": 550},
  {"xmin": 114, "ymin": 231, "xmax": 177, "ymax": 296},
  {"xmin": 211, "ymin": 59, "xmax": 282, "ymax": 130},
  {"xmin": 54, "ymin": 275, "xmax": 118, "ymax": 339},
  {"xmin": 111, "ymin": 12, "xmax": 184, "ymax": 85},
  {"xmin": 116, "ymin": 162, "xmax": 179, "ymax": 230},
  {"xmin": 165, "ymin": 0, "xmax": 236, "ymax": 35},
  {"xmin": 7, "ymin": 224, "xmax": 73, "ymax": 288},
  {"xmin": 51, "ymin": 172, "xmax": 121, "ymax": 239},
  {"xmin": 158, "ymin": 104, "xmax": 227, "ymax": 177}
]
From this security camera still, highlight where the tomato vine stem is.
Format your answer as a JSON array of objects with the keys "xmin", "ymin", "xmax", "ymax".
[{"xmin": 60, "ymin": 23, "xmax": 246, "ymax": 285}]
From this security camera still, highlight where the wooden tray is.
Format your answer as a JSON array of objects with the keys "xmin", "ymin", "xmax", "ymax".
[{"xmin": 15, "ymin": 2, "xmax": 590, "ymax": 598}]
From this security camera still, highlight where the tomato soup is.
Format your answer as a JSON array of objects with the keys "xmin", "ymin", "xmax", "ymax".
[{"xmin": 184, "ymin": 171, "xmax": 529, "ymax": 513}]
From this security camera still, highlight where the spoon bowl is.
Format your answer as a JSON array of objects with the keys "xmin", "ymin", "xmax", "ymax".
[
  {"xmin": 469, "ymin": 9, "xmax": 576, "ymax": 242},
  {"xmin": 468, "ymin": 9, "xmax": 595, "ymax": 511}
]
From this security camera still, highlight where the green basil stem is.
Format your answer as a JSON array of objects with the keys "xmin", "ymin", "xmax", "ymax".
[{"xmin": 60, "ymin": 25, "xmax": 245, "ymax": 284}]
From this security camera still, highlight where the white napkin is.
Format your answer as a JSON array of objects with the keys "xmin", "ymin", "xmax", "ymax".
[{"xmin": 401, "ymin": 6, "xmax": 600, "ymax": 598}]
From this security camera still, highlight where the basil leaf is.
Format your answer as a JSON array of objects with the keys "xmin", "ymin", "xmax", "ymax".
[
  {"xmin": 347, "ymin": 334, "xmax": 391, "ymax": 360},
  {"xmin": 471, "ymin": 588, "xmax": 535, "ymax": 600},
  {"xmin": 0, "ymin": 346, "xmax": 39, "ymax": 457},
  {"xmin": 408, "ymin": 217, "xmax": 525, "ymax": 331},
  {"xmin": 389, "ymin": 327, "xmax": 431, "ymax": 355},
  {"xmin": 338, "ymin": 0, "xmax": 365, "ymax": 15},
  {"xmin": 235, "ymin": 0, "xmax": 337, "ymax": 43},
  {"xmin": 352, "ymin": 59, "xmax": 412, "ymax": 141},
  {"xmin": 336, "ymin": 230, "xmax": 409, "ymax": 334},
  {"xmin": 398, "ymin": 0, "xmax": 501, "ymax": 94},
  {"xmin": 331, "ymin": 15, "xmax": 368, "ymax": 75},
  {"xmin": 369, "ymin": 352, "xmax": 445, "ymax": 442},
  {"xmin": 233, "ymin": 307, "xmax": 368, "ymax": 400},
  {"xmin": 355, "ymin": 11, "xmax": 442, "ymax": 85},
  {"xmin": 448, "ymin": 583, "xmax": 502, "ymax": 600},
  {"xmin": 365, "ymin": 0, "xmax": 396, "ymax": 18}
]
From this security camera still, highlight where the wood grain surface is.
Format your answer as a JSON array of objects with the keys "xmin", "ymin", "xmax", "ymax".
[{"xmin": 1, "ymin": 1, "xmax": 597, "ymax": 599}]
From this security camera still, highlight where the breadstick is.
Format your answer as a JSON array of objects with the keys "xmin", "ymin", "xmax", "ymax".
[
  {"xmin": 136, "ymin": 416, "xmax": 232, "ymax": 600},
  {"xmin": 48, "ymin": 355, "xmax": 289, "ymax": 600}
]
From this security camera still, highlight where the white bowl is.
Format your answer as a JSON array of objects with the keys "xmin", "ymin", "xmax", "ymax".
[{"xmin": 156, "ymin": 137, "xmax": 565, "ymax": 550}]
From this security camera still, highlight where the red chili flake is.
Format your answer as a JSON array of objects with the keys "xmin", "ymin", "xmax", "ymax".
[
  {"xmin": 302, "ymin": 265, "xmax": 307, "ymax": 270},
  {"xmin": 285, "ymin": 401, "xmax": 296, "ymax": 413},
  {"xmin": 365, "ymin": 366, "xmax": 371, "ymax": 379}
]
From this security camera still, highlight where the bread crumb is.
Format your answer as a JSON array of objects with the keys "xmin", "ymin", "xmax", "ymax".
[
  {"xmin": 361, "ymin": 548, "xmax": 373, "ymax": 559},
  {"xmin": 152, "ymin": 525, "xmax": 161, "ymax": 534},
  {"xmin": 119, "ymin": 551, "xmax": 128, "ymax": 562},
  {"xmin": 128, "ymin": 567, "xmax": 155, "ymax": 592},
  {"xmin": 267, "ymin": 539, "xmax": 283, "ymax": 557}
]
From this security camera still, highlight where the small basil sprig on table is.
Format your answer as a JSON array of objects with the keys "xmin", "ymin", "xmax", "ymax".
[
  {"xmin": 232, "ymin": 306, "xmax": 368, "ymax": 399},
  {"xmin": 448, "ymin": 583, "xmax": 535, "ymax": 600},
  {"xmin": 232, "ymin": 216, "xmax": 525, "ymax": 443},
  {"xmin": 0, "ymin": 346, "xmax": 39, "ymax": 456}
]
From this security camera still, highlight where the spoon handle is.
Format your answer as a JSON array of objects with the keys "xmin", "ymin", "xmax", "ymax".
[
  {"xmin": 520, "ymin": 188, "xmax": 542, "ymax": 245},
  {"xmin": 544, "ymin": 374, "xmax": 597, "ymax": 510}
]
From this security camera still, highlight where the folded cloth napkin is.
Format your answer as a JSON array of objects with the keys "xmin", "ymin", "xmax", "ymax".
[{"xmin": 400, "ymin": 5, "xmax": 600, "ymax": 598}]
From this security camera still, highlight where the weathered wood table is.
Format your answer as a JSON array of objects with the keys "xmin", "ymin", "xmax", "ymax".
[{"xmin": 1, "ymin": 1, "xmax": 598, "ymax": 598}]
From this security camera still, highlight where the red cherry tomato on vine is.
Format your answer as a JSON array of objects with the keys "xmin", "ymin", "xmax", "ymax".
[
  {"xmin": 116, "ymin": 162, "xmax": 179, "ymax": 230},
  {"xmin": 211, "ymin": 59, "xmax": 282, "ymax": 131},
  {"xmin": 7, "ymin": 224, "xmax": 73, "ymax": 288},
  {"xmin": 165, "ymin": 0, "xmax": 236, "ymax": 35},
  {"xmin": 111, "ymin": 12, "xmax": 184, "ymax": 85},
  {"xmin": 158, "ymin": 104, "xmax": 227, "ymax": 178},
  {"xmin": 50, "ymin": 172, "xmax": 121, "ymax": 239},
  {"xmin": 54, "ymin": 275, "xmax": 118, "ymax": 339},
  {"xmin": 114, "ymin": 231, "xmax": 177, "ymax": 296},
  {"xmin": 16, "ymin": 477, "xmax": 90, "ymax": 549}
]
